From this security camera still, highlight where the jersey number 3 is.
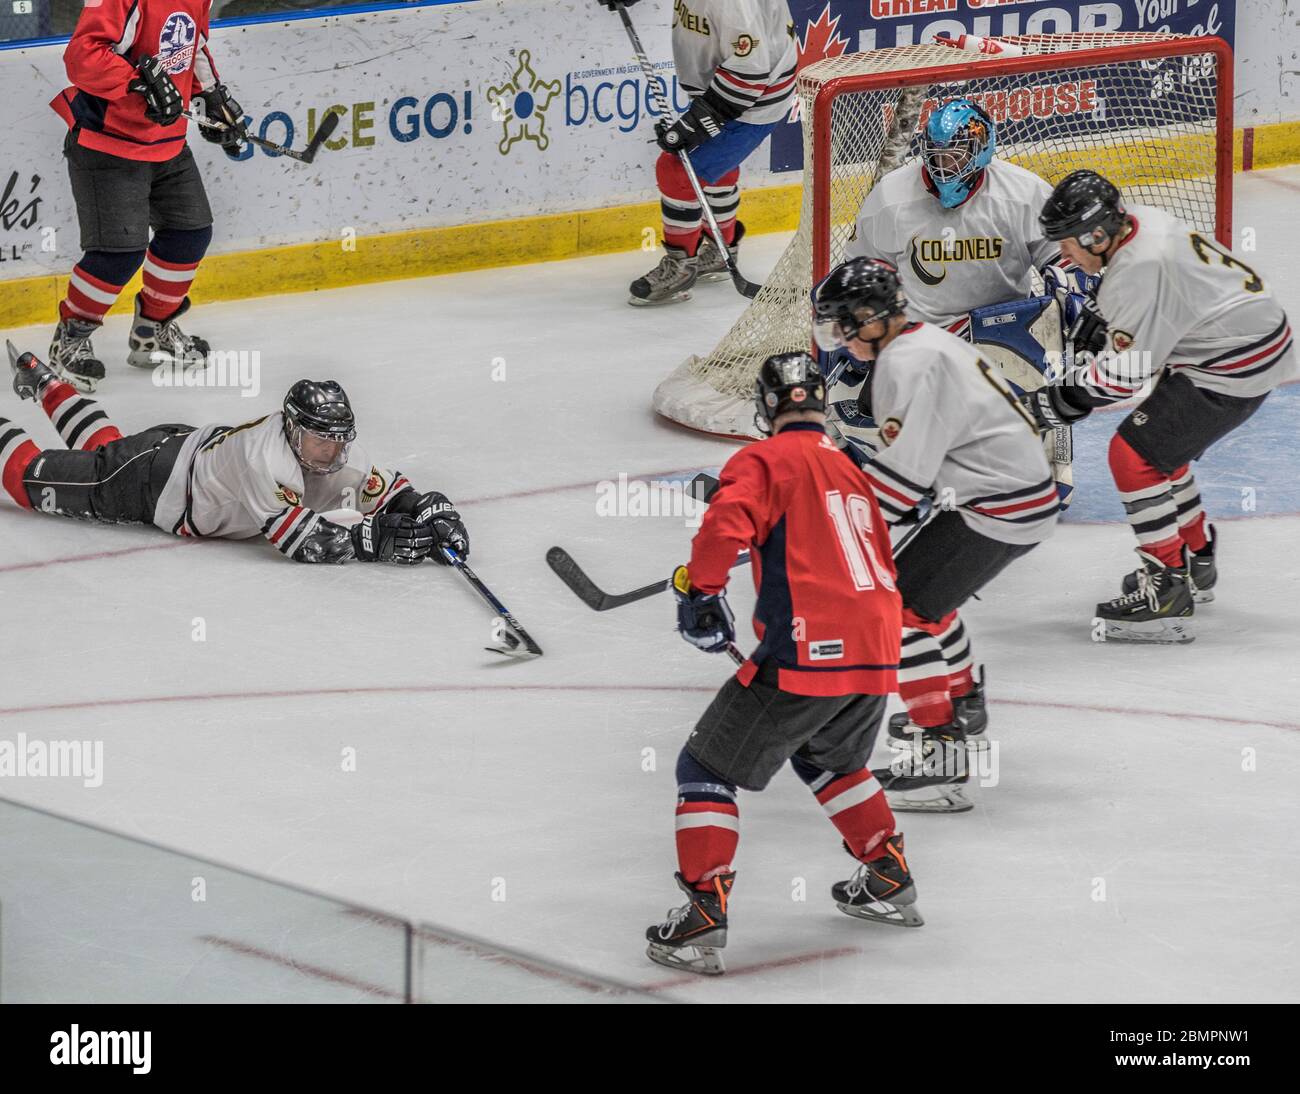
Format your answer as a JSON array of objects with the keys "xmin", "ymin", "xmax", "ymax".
[
  {"xmin": 1189, "ymin": 233, "xmax": 1264, "ymax": 293},
  {"xmin": 826, "ymin": 491, "xmax": 896, "ymax": 593}
]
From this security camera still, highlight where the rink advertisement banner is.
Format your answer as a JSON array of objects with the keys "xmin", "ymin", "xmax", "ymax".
[
  {"xmin": 774, "ymin": 0, "xmax": 1238, "ymax": 170},
  {"xmin": 0, "ymin": 0, "xmax": 790, "ymax": 283}
]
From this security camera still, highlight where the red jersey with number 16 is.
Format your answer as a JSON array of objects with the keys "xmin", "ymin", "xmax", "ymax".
[{"xmin": 688, "ymin": 422, "xmax": 901, "ymax": 698}]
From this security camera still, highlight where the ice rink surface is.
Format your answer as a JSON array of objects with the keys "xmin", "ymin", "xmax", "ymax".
[{"xmin": 2, "ymin": 168, "xmax": 1299, "ymax": 1004}]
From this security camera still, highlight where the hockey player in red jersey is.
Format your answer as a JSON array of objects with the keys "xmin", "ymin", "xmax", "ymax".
[
  {"xmin": 48, "ymin": 0, "xmax": 247, "ymax": 390},
  {"xmin": 1022, "ymin": 171, "xmax": 1298, "ymax": 643},
  {"xmin": 2, "ymin": 345, "xmax": 468, "ymax": 566},
  {"xmin": 645, "ymin": 352, "xmax": 920, "ymax": 977},
  {"xmin": 814, "ymin": 257, "xmax": 1059, "ymax": 813}
]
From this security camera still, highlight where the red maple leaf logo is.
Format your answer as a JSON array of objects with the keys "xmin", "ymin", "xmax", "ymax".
[
  {"xmin": 789, "ymin": 5, "xmax": 851, "ymax": 123},
  {"xmin": 797, "ymin": 5, "xmax": 851, "ymax": 72}
]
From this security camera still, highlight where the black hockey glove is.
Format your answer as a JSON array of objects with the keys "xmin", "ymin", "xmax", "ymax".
[
  {"xmin": 349, "ymin": 512, "xmax": 433, "ymax": 564},
  {"xmin": 672, "ymin": 565, "xmax": 736, "ymax": 654},
  {"xmin": 1019, "ymin": 384, "xmax": 1092, "ymax": 433},
  {"xmin": 656, "ymin": 99, "xmax": 726, "ymax": 154},
  {"xmin": 196, "ymin": 84, "xmax": 247, "ymax": 158},
  {"xmin": 1068, "ymin": 300, "xmax": 1109, "ymax": 357},
  {"xmin": 597, "ymin": 0, "xmax": 640, "ymax": 8},
  {"xmin": 129, "ymin": 56, "xmax": 184, "ymax": 126},
  {"xmin": 412, "ymin": 491, "xmax": 470, "ymax": 564}
]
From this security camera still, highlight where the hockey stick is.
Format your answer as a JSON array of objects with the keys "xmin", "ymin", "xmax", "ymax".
[
  {"xmin": 613, "ymin": 2, "xmax": 760, "ymax": 300},
  {"xmin": 546, "ymin": 546, "xmax": 751, "ymax": 612},
  {"xmin": 442, "ymin": 547, "xmax": 543, "ymax": 660},
  {"xmin": 187, "ymin": 108, "xmax": 340, "ymax": 165}
]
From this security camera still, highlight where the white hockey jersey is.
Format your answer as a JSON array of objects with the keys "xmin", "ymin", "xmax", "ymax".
[
  {"xmin": 835, "ymin": 323, "xmax": 1060, "ymax": 546},
  {"xmin": 1069, "ymin": 204, "xmax": 1298, "ymax": 402},
  {"xmin": 152, "ymin": 413, "xmax": 411, "ymax": 559},
  {"xmin": 844, "ymin": 159, "xmax": 1060, "ymax": 328},
  {"xmin": 672, "ymin": 0, "xmax": 798, "ymax": 126}
]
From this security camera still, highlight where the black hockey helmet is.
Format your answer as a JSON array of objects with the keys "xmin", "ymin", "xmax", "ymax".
[
  {"xmin": 753, "ymin": 351, "xmax": 826, "ymax": 435},
  {"xmin": 283, "ymin": 379, "xmax": 356, "ymax": 474},
  {"xmin": 1039, "ymin": 169, "xmax": 1126, "ymax": 245},
  {"xmin": 812, "ymin": 256, "xmax": 908, "ymax": 354}
]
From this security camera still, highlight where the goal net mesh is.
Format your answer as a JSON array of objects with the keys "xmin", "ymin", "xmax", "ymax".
[{"xmin": 653, "ymin": 33, "xmax": 1228, "ymax": 437}]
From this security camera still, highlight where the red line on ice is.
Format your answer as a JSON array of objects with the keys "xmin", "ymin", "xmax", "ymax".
[{"xmin": 198, "ymin": 934, "xmax": 407, "ymax": 1002}]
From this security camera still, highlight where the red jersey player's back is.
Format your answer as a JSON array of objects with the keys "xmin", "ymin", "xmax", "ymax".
[
  {"xmin": 689, "ymin": 422, "xmax": 902, "ymax": 697},
  {"xmin": 51, "ymin": 0, "xmax": 219, "ymax": 162}
]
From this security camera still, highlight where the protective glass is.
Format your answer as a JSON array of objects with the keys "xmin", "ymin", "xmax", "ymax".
[{"xmin": 289, "ymin": 423, "xmax": 355, "ymax": 474}]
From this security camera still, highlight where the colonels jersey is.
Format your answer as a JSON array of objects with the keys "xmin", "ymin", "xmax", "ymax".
[
  {"xmin": 672, "ymin": 0, "xmax": 798, "ymax": 126},
  {"xmin": 152, "ymin": 414, "xmax": 411, "ymax": 559},
  {"xmin": 845, "ymin": 159, "xmax": 1059, "ymax": 329},
  {"xmin": 52, "ymin": 0, "xmax": 220, "ymax": 162},
  {"xmin": 689, "ymin": 423, "xmax": 902, "ymax": 697},
  {"xmin": 842, "ymin": 323, "xmax": 1060, "ymax": 546},
  {"xmin": 1068, "ymin": 205, "xmax": 1298, "ymax": 403}
]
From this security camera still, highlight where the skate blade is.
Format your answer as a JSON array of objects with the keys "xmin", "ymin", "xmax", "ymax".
[
  {"xmin": 884, "ymin": 784, "xmax": 974, "ymax": 814},
  {"xmin": 836, "ymin": 899, "xmax": 925, "ymax": 928},
  {"xmin": 1102, "ymin": 617, "xmax": 1195, "ymax": 644},
  {"xmin": 1192, "ymin": 588, "xmax": 1215, "ymax": 604},
  {"xmin": 628, "ymin": 290, "xmax": 693, "ymax": 307},
  {"xmin": 54, "ymin": 369, "xmax": 97, "ymax": 394},
  {"xmin": 646, "ymin": 941, "xmax": 726, "ymax": 976},
  {"xmin": 695, "ymin": 270, "xmax": 731, "ymax": 283}
]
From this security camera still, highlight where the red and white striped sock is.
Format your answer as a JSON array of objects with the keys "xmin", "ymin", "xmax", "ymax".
[
  {"xmin": 40, "ymin": 381, "xmax": 122, "ymax": 451},
  {"xmin": 656, "ymin": 151, "xmax": 704, "ymax": 255},
  {"xmin": 934, "ymin": 611, "xmax": 976, "ymax": 699},
  {"xmin": 61, "ymin": 264, "xmax": 128, "ymax": 326},
  {"xmin": 1169, "ymin": 464, "xmax": 1209, "ymax": 553},
  {"xmin": 0, "ymin": 418, "xmax": 41, "ymax": 509},
  {"xmin": 1109, "ymin": 433, "xmax": 1184, "ymax": 567},
  {"xmin": 812, "ymin": 767, "xmax": 895, "ymax": 862},
  {"xmin": 674, "ymin": 798, "xmax": 739, "ymax": 887},
  {"xmin": 140, "ymin": 250, "xmax": 200, "ymax": 321},
  {"xmin": 897, "ymin": 609, "xmax": 954, "ymax": 727}
]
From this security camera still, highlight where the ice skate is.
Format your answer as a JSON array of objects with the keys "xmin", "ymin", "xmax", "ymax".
[
  {"xmin": 7, "ymin": 341, "xmax": 58, "ymax": 402},
  {"xmin": 1122, "ymin": 525, "xmax": 1217, "ymax": 604},
  {"xmin": 127, "ymin": 294, "xmax": 210, "ymax": 370},
  {"xmin": 1098, "ymin": 550, "xmax": 1195, "ymax": 644},
  {"xmin": 887, "ymin": 666, "xmax": 989, "ymax": 750},
  {"xmin": 695, "ymin": 222, "xmax": 745, "ymax": 283},
  {"xmin": 645, "ymin": 871, "xmax": 733, "ymax": 976},
  {"xmin": 832, "ymin": 836, "xmax": 923, "ymax": 927},
  {"xmin": 48, "ymin": 317, "xmax": 106, "ymax": 393},
  {"xmin": 628, "ymin": 245, "xmax": 698, "ymax": 306},
  {"xmin": 873, "ymin": 735, "xmax": 975, "ymax": 814}
]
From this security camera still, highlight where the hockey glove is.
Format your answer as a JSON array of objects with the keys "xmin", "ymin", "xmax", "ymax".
[
  {"xmin": 1067, "ymin": 300, "xmax": 1109, "ymax": 357},
  {"xmin": 129, "ymin": 56, "xmax": 184, "ymax": 127},
  {"xmin": 410, "ymin": 491, "xmax": 470, "ymax": 564},
  {"xmin": 1019, "ymin": 384, "xmax": 1092, "ymax": 433},
  {"xmin": 196, "ymin": 84, "xmax": 248, "ymax": 158},
  {"xmin": 656, "ymin": 99, "xmax": 726, "ymax": 155},
  {"xmin": 349, "ymin": 512, "xmax": 433, "ymax": 564},
  {"xmin": 672, "ymin": 565, "xmax": 736, "ymax": 654}
]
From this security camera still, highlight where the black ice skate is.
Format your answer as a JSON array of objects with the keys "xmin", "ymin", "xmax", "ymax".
[
  {"xmin": 127, "ymin": 294, "xmax": 210, "ymax": 370},
  {"xmin": 629, "ymin": 245, "xmax": 699, "ymax": 306},
  {"xmin": 887, "ymin": 666, "xmax": 989, "ymax": 749},
  {"xmin": 831, "ymin": 836, "xmax": 923, "ymax": 927},
  {"xmin": 695, "ymin": 222, "xmax": 746, "ymax": 283},
  {"xmin": 1097, "ymin": 549, "xmax": 1195, "ymax": 644},
  {"xmin": 645, "ymin": 871, "xmax": 734, "ymax": 976},
  {"xmin": 873, "ymin": 733, "xmax": 975, "ymax": 815},
  {"xmin": 1122, "ymin": 525, "xmax": 1217, "ymax": 604},
  {"xmin": 48, "ymin": 316, "xmax": 106, "ymax": 393},
  {"xmin": 7, "ymin": 341, "xmax": 58, "ymax": 402}
]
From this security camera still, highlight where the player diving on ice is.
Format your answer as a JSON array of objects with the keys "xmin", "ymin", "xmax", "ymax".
[
  {"xmin": 813, "ymin": 258, "xmax": 1060, "ymax": 814},
  {"xmin": 1020, "ymin": 170, "xmax": 1298, "ymax": 643},
  {"xmin": 0, "ymin": 344, "xmax": 469, "ymax": 566},
  {"xmin": 645, "ymin": 352, "xmax": 921, "ymax": 977}
]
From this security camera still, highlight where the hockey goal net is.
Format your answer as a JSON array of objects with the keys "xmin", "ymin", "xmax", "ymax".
[{"xmin": 653, "ymin": 33, "xmax": 1234, "ymax": 438}]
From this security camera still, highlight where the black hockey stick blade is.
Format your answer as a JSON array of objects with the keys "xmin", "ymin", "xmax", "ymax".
[
  {"xmin": 300, "ymin": 109, "xmax": 341, "ymax": 165},
  {"xmin": 6, "ymin": 339, "xmax": 24, "ymax": 370},
  {"xmin": 546, "ymin": 546, "xmax": 751, "ymax": 613},
  {"xmin": 687, "ymin": 472, "xmax": 721, "ymax": 504}
]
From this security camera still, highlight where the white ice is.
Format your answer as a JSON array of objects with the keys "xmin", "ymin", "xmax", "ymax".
[{"xmin": 1, "ymin": 169, "xmax": 1298, "ymax": 1004}]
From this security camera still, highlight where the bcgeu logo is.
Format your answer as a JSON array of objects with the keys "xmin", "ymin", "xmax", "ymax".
[{"xmin": 50, "ymin": 1026, "xmax": 151, "ymax": 1074}]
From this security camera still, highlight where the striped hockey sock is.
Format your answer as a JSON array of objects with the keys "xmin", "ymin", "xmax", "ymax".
[
  {"xmin": 936, "ymin": 611, "xmax": 976, "ymax": 698},
  {"xmin": 0, "ymin": 418, "xmax": 41, "ymax": 508},
  {"xmin": 1109, "ymin": 433, "xmax": 1184, "ymax": 567},
  {"xmin": 793, "ymin": 758, "xmax": 895, "ymax": 863},
  {"xmin": 703, "ymin": 170, "xmax": 740, "ymax": 244},
  {"xmin": 674, "ymin": 750, "xmax": 739, "ymax": 887},
  {"xmin": 139, "ymin": 226, "xmax": 211, "ymax": 321},
  {"xmin": 40, "ymin": 380, "xmax": 122, "ymax": 451},
  {"xmin": 897, "ymin": 609, "xmax": 954, "ymax": 727},
  {"xmin": 1170, "ymin": 464, "xmax": 1209, "ymax": 553}
]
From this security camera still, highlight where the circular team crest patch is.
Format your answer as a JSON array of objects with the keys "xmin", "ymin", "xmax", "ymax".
[
  {"xmin": 880, "ymin": 417, "xmax": 903, "ymax": 446},
  {"xmin": 1111, "ymin": 329, "xmax": 1135, "ymax": 351},
  {"xmin": 790, "ymin": 386, "xmax": 807, "ymax": 403},
  {"xmin": 733, "ymin": 34, "xmax": 757, "ymax": 57},
  {"xmin": 362, "ymin": 469, "xmax": 387, "ymax": 500},
  {"xmin": 275, "ymin": 484, "xmax": 301, "ymax": 506},
  {"xmin": 158, "ymin": 12, "xmax": 197, "ymax": 76}
]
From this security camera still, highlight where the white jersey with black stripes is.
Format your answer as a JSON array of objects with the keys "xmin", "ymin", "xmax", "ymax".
[
  {"xmin": 672, "ymin": 0, "xmax": 797, "ymax": 126},
  {"xmin": 836, "ymin": 322, "xmax": 1060, "ymax": 547},
  {"xmin": 152, "ymin": 413, "xmax": 409, "ymax": 558},
  {"xmin": 1066, "ymin": 204, "xmax": 1298, "ymax": 404}
]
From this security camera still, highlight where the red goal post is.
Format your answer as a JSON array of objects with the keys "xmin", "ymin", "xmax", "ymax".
[{"xmin": 653, "ymin": 33, "xmax": 1235, "ymax": 439}]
